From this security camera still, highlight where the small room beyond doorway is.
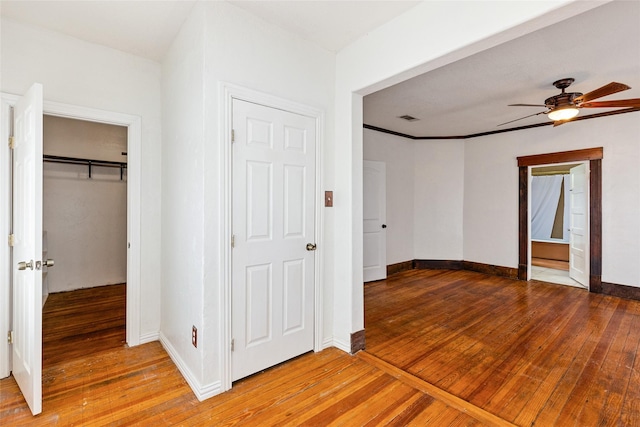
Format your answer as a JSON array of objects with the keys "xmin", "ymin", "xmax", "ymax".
[
  {"xmin": 42, "ymin": 115, "xmax": 128, "ymax": 354},
  {"xmin": 530, "ymin": 163, "xmax": 586, "ymax": 289}
]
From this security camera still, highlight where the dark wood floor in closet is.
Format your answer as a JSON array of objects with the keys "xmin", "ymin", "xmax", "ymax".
[
  {"xmin": 42, "ymin": 284, "xmax": 126, "ymax": 365},
  {"xmin": 2, "ymin": 270, "xmax": 640, "ymax": 425}
]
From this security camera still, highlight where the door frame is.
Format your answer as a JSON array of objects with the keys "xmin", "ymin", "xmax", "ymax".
[
  {"xmin": 0, "ymin": 93, "xmax": 142, "ymax": 378},
  {"xmin": 528, "ymin": 161, "xmax": 588, "ymax": 287},
  {"xmin": 517, "ymin": 147, "xmax": 603, "ymax": 292},
  {"xmin": 220, "ymin": 82, "xmax": 325, "ymax": 392}
]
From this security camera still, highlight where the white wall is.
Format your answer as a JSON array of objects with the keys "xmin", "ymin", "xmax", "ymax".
[
  {"xmin": 160, "ymin": 2, "xmax": 207, "ymax": 395},
  {"xmin": 363, "ymin": 130, "xmax": 464, "ymax": 264},
  {"xmin": 414, "ymin": 140, "xmax": 464, "ymax": 260},
  {"xmin": 363, "ymin": 129, "xmax": 415, "ymax": 265},
  {"xmin": 335, "ymin": 0, "xmax": 590, "ymax": 344},
  {"xmin": 1, "ymin": 18, "xmax": 163, "ymax": 340},
  {"xmin": 161, "ymin": 0, "xmax": 335, "ymax": 398},
  {"xmin": 464, "ymin": 112, "xmax": 640, "ymax": 287},
  {"xmin": 43, "ymin": 116, "xmax": 127, "ymax": 293},
  {"xmin": 364, "ymin": 107, "xmax": 639, "ymax": 289}
]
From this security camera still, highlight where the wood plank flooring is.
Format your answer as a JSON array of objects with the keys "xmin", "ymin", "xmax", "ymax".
[
  {"xmin": 531, "ymin": 257, "xmax": 569, "ymax": 271},
  {"xmin": 2, "ymin": 270, "xmax": 640, "ymax": 425},
  {"xmin": 42, "ymin": 284, "xmax": 127, "ymax": 365},
  {"xmin": 0, "ymin": 281, "xmax": 492, "ymax": 426},
  {"xmin": 365, "ymin": 269, "xmax": 640, "ymax": 426}
]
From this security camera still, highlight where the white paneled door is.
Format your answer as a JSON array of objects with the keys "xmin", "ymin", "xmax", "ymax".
[
  {"xmin": 12, "ymin": 83, "xmax": 44, "ymax": 415},
  {"xmin": 569, "ymin": 163, "xmax": 589, "ymax": 287},
  {"xmin": 231, "ymin": 99, "xmax": 316, "ymax": 381},
  {"xmin": 363, "ymin": 160, "xmax": 386, "ymax": 282}
]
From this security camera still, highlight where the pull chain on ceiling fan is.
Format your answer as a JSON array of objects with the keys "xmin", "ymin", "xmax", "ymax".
[{"xmin": 499, "ymin": 78, "xmax": 640, "ymax": 127}]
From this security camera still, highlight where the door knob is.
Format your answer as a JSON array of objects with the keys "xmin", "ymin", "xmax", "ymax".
[
  {"xmin": 43, "ymin": 259, "xmax": 55, "ymax": 268},
  {"xmin": 18, "ymin": 260, "xmax": 33, "ymax": 271},
  {"xmin": 306, "ymin": 243, "xmax": 317, "ymax": 251},
  {"xmin": 381, "ymin": 224, "xmax": 387, "ymax": 228}
]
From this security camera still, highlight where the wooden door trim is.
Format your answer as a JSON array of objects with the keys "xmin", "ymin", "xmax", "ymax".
[
  {"xmin": 517, "ymin": 147, "xmax": 602, "ymax": 167},
  {"xmin": 517, "ymin": 148, "xmax": 602, "ymax": 292}
]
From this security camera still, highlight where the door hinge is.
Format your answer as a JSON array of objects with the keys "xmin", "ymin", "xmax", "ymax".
[
  {"xmin": 231, "ymin": 234, "xmax": 235, "ymax": 248},
  {"xmin": 8, "ymin": 234, "xmax": 15, "ymax": 247},
  {"xmin": 231, "ymin": 339, "xmax": 235, "ymax": 352},
  {"xmin": 231, "ymin": 129, "xmax": 235, "ymax": 143},
  {"xmin": 8, "ymin": 136, "xmax": 14, "ymax": 149},
  {"xmin": 7, "ymin": 330, "xmax": 13, "ymax": 344}
]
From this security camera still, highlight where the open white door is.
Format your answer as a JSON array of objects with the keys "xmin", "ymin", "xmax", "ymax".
[
  {"xmin": 569, "ymin": 163, "xmax": 588, "ymax": 287},
  {"xmin": 12, "ymin": 83, "xmax": 44, "ymax": 415},
  {"xmin": 363, "ymin": 160, "xmax": 386, "ymax": 282}
]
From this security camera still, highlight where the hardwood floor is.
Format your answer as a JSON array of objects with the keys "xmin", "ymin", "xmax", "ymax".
[
  {"xmin": 531, "ymin": 257, "xmax": 569, "ymax": 271},
  {"xmin": 2, "ymin": 270, "xmax": 640, "ymax": 425},
  {"xmin": 366, "ymin": 269, "xmax": 640, "ymax": 426},
  {"xmin": 42, "ymin": 284, "xmax": 127, "ymax": 365},
  {"xmin": 0, "ymin": 282, "xmax": 492, "ymax": 426}
]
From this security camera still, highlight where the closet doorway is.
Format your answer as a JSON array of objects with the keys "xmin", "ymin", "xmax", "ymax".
[
  {"xmin": 42, "ymin": 115, "xmax": 128, "ymax": 354},
  {"xmin": 530, "ymin": 162, "xmax": 587, "ymax": 289}
]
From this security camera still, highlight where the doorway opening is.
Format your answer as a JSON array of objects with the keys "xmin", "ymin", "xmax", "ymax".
[
  {"xmin": 42, "ymin": 115, "xmax": 128, "ymax": 361},
  {"xmin": 529, "ymin": 162, "xmax": 586, "ymax": 289},
  {"xmin": 517, "ymin": 148, "xmax": 603, "ymax": 292}
]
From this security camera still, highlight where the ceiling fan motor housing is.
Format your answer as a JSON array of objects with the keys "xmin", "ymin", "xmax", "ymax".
[{"xmin": 545, "ymin": 91, "xmax": 583, "ymax": 109}]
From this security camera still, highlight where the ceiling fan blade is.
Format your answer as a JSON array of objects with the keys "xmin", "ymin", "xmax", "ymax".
[
  {"xmin": 574, "ymin": 82, "xmax": 631, "ymax": 104},
  {"xmin": 508, "ymin": 103, "xmax": 547, "ymax": 107},
  {"xmin": 581, "ymin": 99, "xmax": 640, "ymax": 109},
  {"xmin": 497, "ymin": 110, "xmax": 547, "ymax": 127}
]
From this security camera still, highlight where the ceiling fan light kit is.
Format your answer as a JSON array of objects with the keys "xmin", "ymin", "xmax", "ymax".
[
  {"xmin": 501, "ymin": 78, "xmax": 639, "ymax": 127},
  {"xmin": 548, "ymin": 107, "xmax": 580, "ymax": 121}
]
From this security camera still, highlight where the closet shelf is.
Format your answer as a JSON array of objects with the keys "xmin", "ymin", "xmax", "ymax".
[{"xmin": 43, "ymin": 155, "xmax": 127, "ymax": 180}]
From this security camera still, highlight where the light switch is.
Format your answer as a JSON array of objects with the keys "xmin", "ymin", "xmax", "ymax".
[{"xmin": 325, "ymin": 191, "xmax": 333, "ymax": 207}]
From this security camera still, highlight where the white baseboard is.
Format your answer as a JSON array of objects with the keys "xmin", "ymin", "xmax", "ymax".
[
  {"xmin": 159, "ymin": 332, "xmax": 222, "ymax": 401},
  {"xmin": 328, "ymin": 336, "xmax": 351, "ymax": 353},
  {"xmin": 138, "ymin": 331, "xmax": 159, "ymax": 345}
]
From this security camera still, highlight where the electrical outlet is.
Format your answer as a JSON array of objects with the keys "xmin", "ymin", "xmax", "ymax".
[{"xmin": 192, "ymin": 326, "xmax": 197, "ymax": 348}]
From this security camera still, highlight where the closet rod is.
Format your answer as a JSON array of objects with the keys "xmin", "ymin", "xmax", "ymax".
[{"xmin": 43, "ymin": 155, "xmax": 127, "ymax": 180}]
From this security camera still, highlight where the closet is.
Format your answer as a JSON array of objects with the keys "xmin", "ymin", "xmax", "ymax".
[{"xmin": 42, "ymin": 115, "xmax": 127, "ymax": 302}]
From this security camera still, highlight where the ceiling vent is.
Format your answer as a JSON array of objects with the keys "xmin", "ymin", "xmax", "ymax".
[{"xmin": 398, "ymin": 114, "xmax": 419, "ymax": 122}]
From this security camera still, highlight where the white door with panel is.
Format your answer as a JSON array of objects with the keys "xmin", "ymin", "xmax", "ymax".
[
  {"xmin": 363, "ymin": 160, "xmax": 386, "ymax": 282},
  {"xmin": 231, "ymin": 99, "xmax": 316, "ymax": 381},
  {"xmin": 569, "ymin": 163, "xmax": 589, "ymax": 287},
  {"xmin": 12, "ymin": 83, "xmax": 44, "ymax": 415}
]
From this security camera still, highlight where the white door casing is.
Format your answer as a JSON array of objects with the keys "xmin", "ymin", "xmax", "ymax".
[
  {"xmin": 569, "ymin": 163, "xmax": 589, "ymax": 287},
  {"xmin": 231, "ymin": 99, "xmax": 316, "ymax": 381},
  {"xmin": 363, "ymin": 160, "xmax": 386, "ymax": 282},
  {"xmin": 12, "ymin": 83, "xmax": 43, "ymax": 415}
]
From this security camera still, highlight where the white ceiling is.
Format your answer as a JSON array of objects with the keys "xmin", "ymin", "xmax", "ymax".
[
  {"xmin": 364, "ymin": 0, "xmax": 640, "ymax": 137},
  {"xmin": 1, "ymin": 1, "xmax": 638, "ymax": 138},
  {"xmin": 0, "ymin": 1, "xmax": 420, "ymax": 60},
  {"xmin": 0, "ymin": 1, "xmax": 198, "ymax": 62},
  {"xmin": 229, "ymin": 1, "xmax": 420, "ymax": 52}
]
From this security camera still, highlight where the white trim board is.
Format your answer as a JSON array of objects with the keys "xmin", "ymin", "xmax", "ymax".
[
  {"xmin": 0, "ymin": 92, "xmax": 143, "ymax": 379},
  {"xmin": 159, "ymin": 332, "xmax": 222, "ymax": 401},
  {"xmin": 219, "ymin": 82, "xmax": 325, "ymax": 392}
]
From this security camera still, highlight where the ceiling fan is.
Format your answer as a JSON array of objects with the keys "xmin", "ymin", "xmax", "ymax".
[{"xmin": 499, "ymin": 78, "xmax": 640, "ymax": 127}]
